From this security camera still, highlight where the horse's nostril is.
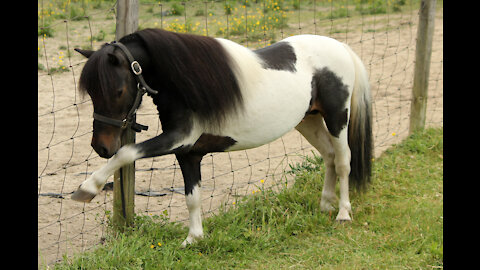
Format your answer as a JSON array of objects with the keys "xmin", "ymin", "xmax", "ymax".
[
  {"xmin": 98, "ymin": 146, "xmax": 109, "ymax": 157},
  {"xmin": 92, "ymin": 142, "xmax": 111, "ymax": 158}
]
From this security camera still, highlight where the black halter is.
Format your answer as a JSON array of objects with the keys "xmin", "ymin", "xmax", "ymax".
[{"xmin": 92, "ymin": 41, "xmax": 159, "ymax": 133}]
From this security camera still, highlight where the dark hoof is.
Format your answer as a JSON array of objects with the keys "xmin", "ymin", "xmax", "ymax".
[{"xmin": 71, "ymin": 189, "xmax": 96, "ymax": 203}]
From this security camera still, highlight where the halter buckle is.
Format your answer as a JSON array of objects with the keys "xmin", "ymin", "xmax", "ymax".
[
  {"xmin": 131, "ymin": 61, "xmax": 142, "ymax": 75},
  {"xmin": 120, "ymin": 119, "xmax": 128, "ymax": 129}
]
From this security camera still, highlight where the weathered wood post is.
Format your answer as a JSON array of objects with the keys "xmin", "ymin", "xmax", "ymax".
[
  {"xmin": 113, "ymin": 0, "xmax": 139, "ymax": 229},
  {"xmin": 409, "ymin": 0, "xmax": 437, "ymax": 134}
]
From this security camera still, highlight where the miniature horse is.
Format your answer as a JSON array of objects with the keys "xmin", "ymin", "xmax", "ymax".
[{"xmin": 72, "ymin": 28, "xmax": 373, "ymax": 246}]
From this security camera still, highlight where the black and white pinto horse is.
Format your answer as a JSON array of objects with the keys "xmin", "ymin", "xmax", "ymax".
[{"xmin": 72, "ymin": 28, "xmax": 373, "ymax": 246}]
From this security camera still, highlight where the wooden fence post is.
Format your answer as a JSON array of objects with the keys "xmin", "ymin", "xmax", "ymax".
[
  {"xmin": 409, "ymin": 0, "xmax": 437, "ymax": 134},
  {"xmin": 113, "ymin": 0, "xmax": 139, "ymax": 229}
]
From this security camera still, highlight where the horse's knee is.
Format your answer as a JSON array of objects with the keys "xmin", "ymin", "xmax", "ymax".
[{"xmin": 323, "ymin": 152, "xmax": 335, "ymax": 168}]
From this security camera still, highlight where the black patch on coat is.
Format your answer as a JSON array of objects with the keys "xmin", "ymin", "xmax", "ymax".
[
  {"xmin": 254, "ymin": 42, "xmax": 297, "ymax": 72},
  {"xmin": 176, "ymin": 153, "xmax": 203, "ymax": 195},
  {"xmin": 176, "ymin": 134, "xmax": 236, "ymax": 195},
  {"xmin": 309, "ymin": 67, "xmax": 350, "ymax": 137},
  {"xmin": 191, "ymin": 134, "xmax": 237, "ymax": 155}
]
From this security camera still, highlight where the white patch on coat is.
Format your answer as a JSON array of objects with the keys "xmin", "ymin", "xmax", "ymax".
[
  {"xmin": 182, "ymin": 185, "xmax": 204, "ymax": 246},
  {"xmin": 170, "ymin": 116, "xmax": 204, "ymax": 151},
  {"xmin": 213, "ymin": 35, "xmax": 356, "ymax": 151},
  {"xmin": 77, "ymin": 144, "xmax": 141, "ymax": 195}
]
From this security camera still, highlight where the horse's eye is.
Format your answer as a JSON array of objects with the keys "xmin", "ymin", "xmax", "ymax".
[{"xmin": 116, "ymin": 87, "xmax": 125, "ymax": 97}]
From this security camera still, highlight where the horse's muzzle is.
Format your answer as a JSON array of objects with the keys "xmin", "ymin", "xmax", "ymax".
[{"xmin": 91, "ymin": 133, "xmax": 120, "ymax": 159}]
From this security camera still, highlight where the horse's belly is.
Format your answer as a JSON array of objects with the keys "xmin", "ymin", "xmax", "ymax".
[{"xmin": 221, "ymin": 72, "xmax": 312, "ymax": 151}]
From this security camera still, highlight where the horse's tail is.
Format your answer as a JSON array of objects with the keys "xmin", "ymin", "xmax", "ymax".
[{"xmin": 343, "ymin": 43, "xmax": 373, "ymax": 192}]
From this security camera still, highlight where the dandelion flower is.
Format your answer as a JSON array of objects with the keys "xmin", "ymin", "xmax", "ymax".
[
  {"xmin": 158, "ymin": 242, "xmax": 162, "ymax": 247},
  {"xmin": 150, "ymin": 244, "xmax": 155, "ymax": 249},
  {"xmin": 260, "ymin": 179, "xmax": 265, "ymax": 183}
]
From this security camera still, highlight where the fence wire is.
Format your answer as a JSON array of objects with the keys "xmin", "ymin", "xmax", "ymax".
[{"xmin": 38, "ymin": 0, "xmax": 443, "ymax": 266}]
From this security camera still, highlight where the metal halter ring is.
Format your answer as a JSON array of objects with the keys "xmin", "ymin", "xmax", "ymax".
[
  {"xmin": 137, "ymin": 83, "xmax": 147, "ymax": 92},
  {"xmin": 120, "ymin": 119, "xmax": 128, "ymax": 129}
]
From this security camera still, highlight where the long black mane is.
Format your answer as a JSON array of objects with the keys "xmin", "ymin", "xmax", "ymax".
[
  {"xmin": 78, "ymin": 44, "xmax": 121, "ymax": 106},
  {"xmin": 133, "ymin": 28, "xmax": 244, "ymax": 128},
  {"xmin": 79, "ymin": 28, "xmax": 244, "ymax": 129}
]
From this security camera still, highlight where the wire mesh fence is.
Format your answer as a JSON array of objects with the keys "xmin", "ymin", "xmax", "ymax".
[{"xmin": 38, "ymin": 0, "xmax": 443, "ymax": 266}]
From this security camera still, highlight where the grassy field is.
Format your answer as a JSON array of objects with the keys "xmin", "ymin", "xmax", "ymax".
[{"xmin": 50, "ymin": 127, "xmax": 443, "ymax": 269}]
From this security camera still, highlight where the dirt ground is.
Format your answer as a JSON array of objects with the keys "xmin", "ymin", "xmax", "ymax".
[{"xmin": 38, "ymin": 6, "xmax": 443, "ymax": 267}]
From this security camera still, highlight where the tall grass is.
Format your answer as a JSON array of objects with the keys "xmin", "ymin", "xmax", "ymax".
[{"xmin": 51, "ymin": 128, "xmax": 442, "ymax": 269}]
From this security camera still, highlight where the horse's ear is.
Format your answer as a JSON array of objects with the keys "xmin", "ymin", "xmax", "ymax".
[
  {"xmin": 74, "ymin": 48, "xmax": 94, "ymax": 58},
  {"xmin": 107, "ymin": 53, "xmax": 120, "ymax": 66}
]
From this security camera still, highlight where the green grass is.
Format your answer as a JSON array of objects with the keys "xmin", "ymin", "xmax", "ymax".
[{"xmin": 51, "ymin": 128, "xmax": 443, "ymax": 269}]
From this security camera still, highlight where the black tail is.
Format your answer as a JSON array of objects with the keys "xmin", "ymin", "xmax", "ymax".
[{"xmin": 344, "ymin": 43, "xmax": 373, "ymax": 191}]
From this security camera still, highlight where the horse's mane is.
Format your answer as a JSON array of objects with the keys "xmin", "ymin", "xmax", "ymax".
[
  {"xmin": 78, "ymin": 44, "xmax": 121, "ymax": 106},
  {"xmin": 133, "ymin": 28, "xmax": 244, "ymax": 128}
]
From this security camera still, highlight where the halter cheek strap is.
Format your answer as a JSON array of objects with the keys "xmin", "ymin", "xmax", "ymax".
[
  {"xmin": 93, "ymin": 41, "xmax": 159, "ymax": 133},
  {"xmin": 109, "ymin": 41, "xmax": 159, "ymax": 96},
  {"xmin": 92, "ymin": 83, "xmax": 148, "ymax": 132}
]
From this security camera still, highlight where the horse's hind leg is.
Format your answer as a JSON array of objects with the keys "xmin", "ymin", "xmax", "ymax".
[
  {"xmin": 305, "ymin": 66, "xmax": 354, "ymax": 222},
  {"xmin": 328, "ymin": 126, "xmax": 352, "ymax": 222},
  {"xmin": 295, "ymin": 114, "xmax": 338, "ymax": 213},
  {"xmin": 176, "ymin": 153, "xmax": 204, "ymax": 247},
  {"xmin": 296, "ymin": 113, "xmax": 353, "ymax": 221}
]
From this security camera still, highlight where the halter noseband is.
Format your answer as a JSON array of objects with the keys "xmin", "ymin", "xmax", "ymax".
[{"xmin": 92, "ymin": 41, "xmax": 159, "ymax": 133}]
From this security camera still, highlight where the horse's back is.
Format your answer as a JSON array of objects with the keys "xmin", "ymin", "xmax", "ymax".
[{"xmin": 283, "ymin": 35, "xmax": 356, "ymax": 83}]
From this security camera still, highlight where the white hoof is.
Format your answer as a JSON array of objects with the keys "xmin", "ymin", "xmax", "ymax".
[
  {"xmin": 335, "ymin": 208, "xmax": 352, "ymax": 222},
  {"xmin": 71, "ymin": 187, "xmax": 97, "ymax": 202},
  {"xmin": 181, "ymin": 233, "xmax": 203, "ymax": 247},
  {"xmin": 71, "ymin": 174, "xmax": 104, "ymax": 202},
  {"xmin": 320, "ymin": 193, "xmax": 337, "ymax": 212},
  {"xmin": 320, "ymin": 199, "xmax": 336, "ymax": 212}
]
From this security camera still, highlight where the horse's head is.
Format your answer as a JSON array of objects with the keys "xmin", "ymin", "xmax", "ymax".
[{"xmin": 75, "ymin": 44, "xmax": 141, "ymax": 158}]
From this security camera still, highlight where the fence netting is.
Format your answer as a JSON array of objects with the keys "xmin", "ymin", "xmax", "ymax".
[{"xmin": 38, "ymin": 0, "xmax": 443, "ymax": 266}]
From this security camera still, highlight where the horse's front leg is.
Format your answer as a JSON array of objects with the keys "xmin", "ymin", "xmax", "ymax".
[
  {"xmin": 176, "ymin": 153, "xmax": 204, "ymax": 247},
  {"xmin": 71, "ymin": 131, "xmax": 186, "ymax": 202}
]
